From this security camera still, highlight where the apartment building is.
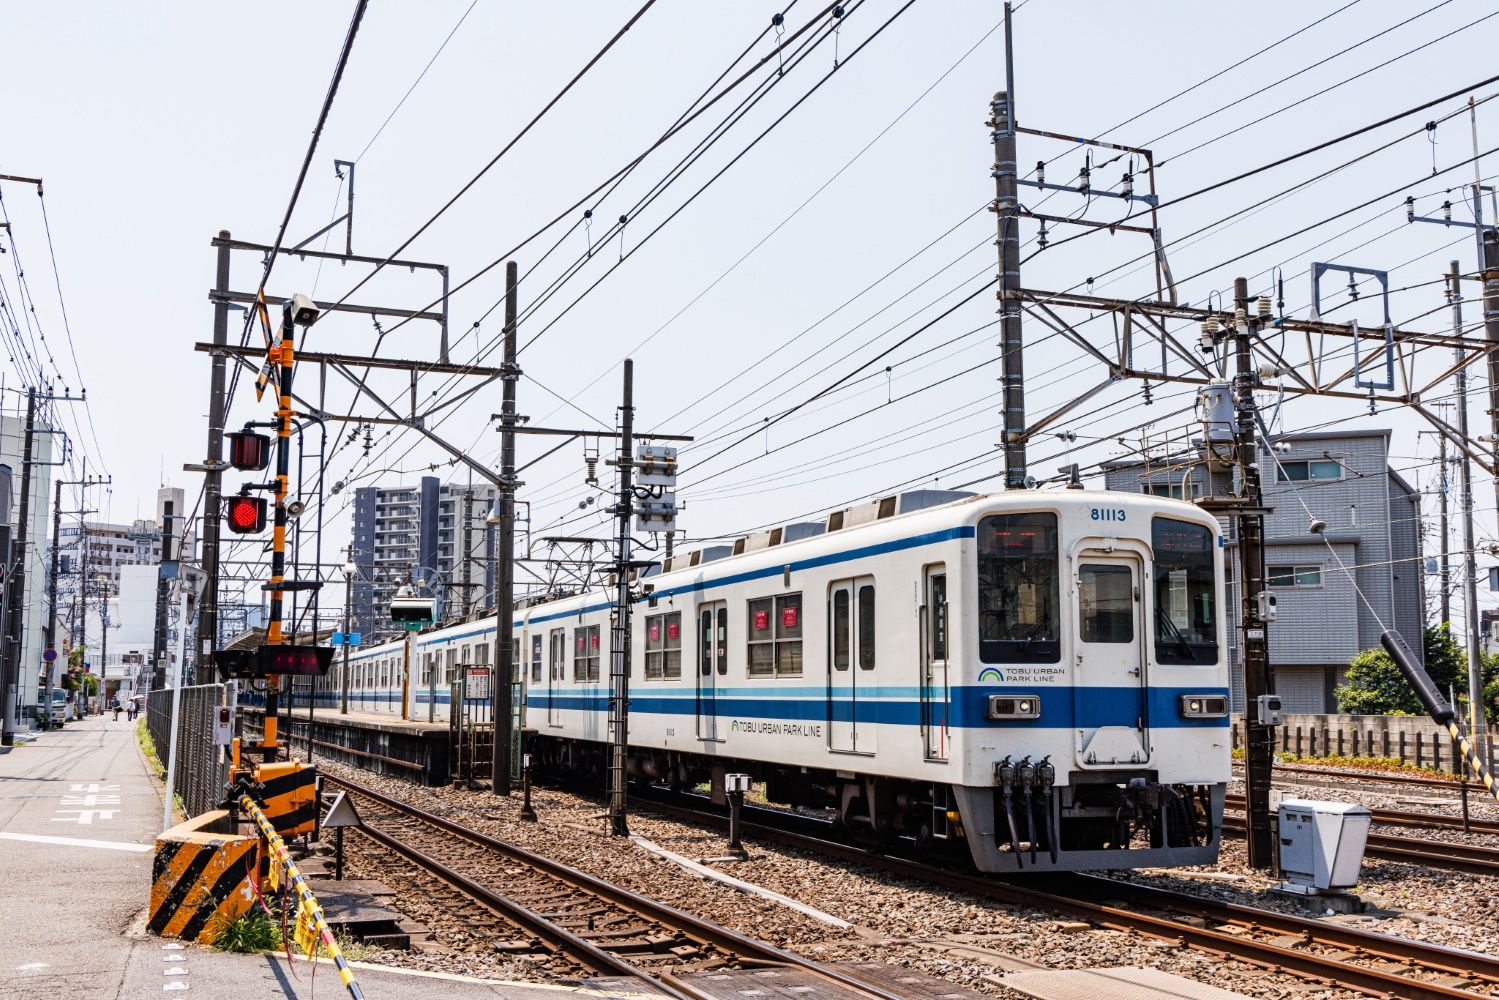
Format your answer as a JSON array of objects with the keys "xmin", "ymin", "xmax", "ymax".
[
  {"xmin": 349, "ymin": 477, "xmax": 497, "ymax": 639},
  {"xmin": 1104, "ymin": 428, "xmax": 1424, "ymax": 713}
]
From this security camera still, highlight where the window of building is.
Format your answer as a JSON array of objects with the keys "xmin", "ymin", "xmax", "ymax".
[
  {"xmin": 1144, "ymin": 481, "xmax": 1200, "ymax": 501},
  {"xmin": 1268, "ymin": 565, "xmax": 1323, "ymax": 588},
  {"xmin": 1152, "ymin": 518, "xmax": 1218, "ymax": 665},
  {"xmin": 644, "ymin": 612, "xmax": 681, "ymax": 679},
  {"xmin": 747, "ymin": 593, "xmax": 802, "ymax": 677},
  {"xmin": 1277, "ymin": 459, "xmax": 1342, "ymax": 482},
  {"xmin": 574, "ymin": 624, "xmax": 601, "ymax": 682},
  {"xmin": 977, "ymin": 512, "xmax": 1060, "ymax": 663}
]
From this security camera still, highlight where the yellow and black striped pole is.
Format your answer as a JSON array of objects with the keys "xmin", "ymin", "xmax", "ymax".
[
  {"xmin": 240, "ymin": 794, "xmax": 364, "ymax": 999},
  {"xmin": 1382, "ymin": 630, "xmax": 1499, "ymax": 804},
  {"xmin": 261, "ymin": 298, "xmax": 303, "ymax": 762}
]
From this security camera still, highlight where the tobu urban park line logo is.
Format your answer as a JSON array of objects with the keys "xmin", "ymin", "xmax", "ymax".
[{"xmin": 730, "ymin": 719, "xmax": 823, "ymax": 738}]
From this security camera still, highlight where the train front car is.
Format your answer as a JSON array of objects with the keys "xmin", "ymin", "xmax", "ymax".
[{"xmin": 950, "ymin": 491, "xmax": 1229, "ymax": 873}]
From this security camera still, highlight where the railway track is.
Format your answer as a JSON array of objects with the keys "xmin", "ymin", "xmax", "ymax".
[
  {"xmin": 322, "ymin": 775, "xmax": 914, "ymax": 1000},
  {"xmin": 631, "ymin": 792, "xmax": 1499, "ymax": 1000}
]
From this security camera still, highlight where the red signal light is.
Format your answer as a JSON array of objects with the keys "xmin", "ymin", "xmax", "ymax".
[
  {"xmin": 225, "ymin": 494, "xmax": 266, "ymax": 534},
  {"xmin": 227, "ymin": 429, "xmax": 271, "ymax": 471}
]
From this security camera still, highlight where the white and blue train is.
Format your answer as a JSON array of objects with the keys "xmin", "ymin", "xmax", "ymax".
[{"xmin": 315, "ymin": 489, "xmax": 1230, "ymax": 872}]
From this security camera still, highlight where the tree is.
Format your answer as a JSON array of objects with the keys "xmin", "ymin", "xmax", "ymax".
[{"xmin": 1336, "ymin": 623, "xmax": 1496, "ymax": 720}]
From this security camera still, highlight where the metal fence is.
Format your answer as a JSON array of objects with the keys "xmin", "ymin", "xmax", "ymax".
[{"xmin": 147, "ymin": 684, "xmax": 230, "ymax": 820}]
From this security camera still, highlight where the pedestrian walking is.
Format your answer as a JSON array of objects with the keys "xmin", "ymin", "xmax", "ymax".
[{"xmin": 111, "ymin": 695, "xmax": 121, "ymax": 721}]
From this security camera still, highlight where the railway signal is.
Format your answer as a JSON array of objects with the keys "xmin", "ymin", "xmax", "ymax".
[
  {"xmin": 225, "ymin": 493, "xmax": 267, "ymax": 534},
  {"xmin": 226, "ymin": 427, "xmax": 271, "ymax": 471}
]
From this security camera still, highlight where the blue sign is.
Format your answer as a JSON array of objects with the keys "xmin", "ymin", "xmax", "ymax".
[
  {"xmin": 42, "ymin": 648, "xmax": 56, "ymax": 663},
  {"xmin": 331, "ymin": 632, "xmax": 362, "ymax": 647}
]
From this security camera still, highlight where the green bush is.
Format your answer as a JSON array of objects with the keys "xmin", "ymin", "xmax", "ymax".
[
  {"xmin": 210, "ymin": 907, "xmax": 282, "ymax": 953},
  {"xmin": 1335, "ymin": 623, "xmax": 1498, "ymax": 719}
]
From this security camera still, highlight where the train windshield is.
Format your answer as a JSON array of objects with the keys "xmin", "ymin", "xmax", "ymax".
[
  {"xmin": 1151, "ymin": 517, "xmax": 1218, "ymax": 665},
  {"xmin": 977, "ymin": 512, "xmax": 1060, "ymax": 663}
]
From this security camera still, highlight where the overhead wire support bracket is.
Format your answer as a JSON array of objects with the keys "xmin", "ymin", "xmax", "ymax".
[{"xmin": 1309, "ymin": 261, "xmax": 1394, "ymax": 391}]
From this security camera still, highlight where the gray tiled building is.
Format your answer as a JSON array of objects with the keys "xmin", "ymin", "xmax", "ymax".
[
  {"xmin": 350, "ymin": 477, "xmax": 498, "ymax": 640},
  {"xmin": 1105, "ymin": 429, "xmax": 1423, "ymax": 713}
]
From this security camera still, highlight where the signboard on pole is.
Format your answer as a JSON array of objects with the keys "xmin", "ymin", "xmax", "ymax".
[{"xmin": 464, "ymin": 667, "xmax": 491, "ymax": 701}]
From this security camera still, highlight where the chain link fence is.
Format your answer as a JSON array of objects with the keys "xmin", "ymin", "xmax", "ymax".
[{"xmin": 147, "ymin": 684, "xmax": 230, "ymax": 820}]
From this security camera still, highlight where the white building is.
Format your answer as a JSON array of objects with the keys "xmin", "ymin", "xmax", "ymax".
[{"xmin": 0, "ymin": 409, "xmax": 56, "ymax": 719}]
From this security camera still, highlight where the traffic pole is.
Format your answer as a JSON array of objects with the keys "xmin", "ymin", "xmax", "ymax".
[{"xmin": 263, "ymin": 299, "xmax": 300, "ymax": 762}]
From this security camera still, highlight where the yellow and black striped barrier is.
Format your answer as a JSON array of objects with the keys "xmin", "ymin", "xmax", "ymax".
[
  {"xmin": 253, "ymin": 760, "xmax": 318, "ymax": 838},
  {"xmin": 149, "ymin": 812, "xmax": 257, "ymax": 943},
  {"xmin": 240, "ymin": 793, "xmax": 364, "ymax": 1000},
  {"xmin": 1383, "ymin": 629, "xmax": 1499, "ymax": 805}
]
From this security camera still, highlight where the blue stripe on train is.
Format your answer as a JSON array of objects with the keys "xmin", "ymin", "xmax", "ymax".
[{"xmin": 308, "ymin": 685, "xmax": 1229, "ymax": 729}]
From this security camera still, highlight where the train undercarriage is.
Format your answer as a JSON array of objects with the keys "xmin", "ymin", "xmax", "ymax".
[{"xmin": 530, "ymin": 733, "xmax": 1224, "ymax": 873}]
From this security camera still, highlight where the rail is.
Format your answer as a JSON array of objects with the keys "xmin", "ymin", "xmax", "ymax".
[
  {"xmin": 632, "ymin": 792, "xmax": 1497, "ymax": 999},
  {"xmin": 324, "ymin": 774, "xmax": 908, "ymax": 1000},
  {"xmin": 239, "ymin": 794, "xmax": 363, "ymax": 1000}
]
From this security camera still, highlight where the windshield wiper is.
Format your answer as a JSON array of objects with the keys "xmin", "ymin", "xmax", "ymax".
[{"xmin": 1156, "ymin": 606, "xmax": 1195, "ymax": 659}]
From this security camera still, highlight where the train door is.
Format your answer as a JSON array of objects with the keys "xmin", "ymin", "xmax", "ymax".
[
  {"xmin": 920, "ymin": 565, "xmax": 949, "ymax": 761},
  {"xmin": 697, "ymin": 602, "xmax": 727, "ymax": 741},
  {"xmin": 828, "ymin": 576, "xmax": 877, "ymax": 754},
  {"xmin": 547, "ymin": 627, "xmax": 565, "ymax": 726},
  {"xmin": 1073, "ymin": 554, "xmax": 1150, "ymax": 767}
]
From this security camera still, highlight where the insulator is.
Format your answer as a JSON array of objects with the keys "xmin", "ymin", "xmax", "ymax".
[
  {"xmin": 1256, "ymin": 296, "xmax": 1271, "ymax": 319},
  {"xmin": 1036, "ymin": 160, "xmax": 1046, "ymax": 185},
  {"xmin": 585, "ymin": 455, "xmax": 599, "ymax": 486},
  {"xmin": 1078, "ymin": 163, "xmax": 1091, "ymax": 193},
  {"xmin": 1443, "ymin": 200, "xmax": 1452, "ymax": 222},
  {"xmin": 1037, "ymin": 220, "xmax": 1049, "ymax": 249},
  {"xmin": 1233, "ymin": 307, "xmax": 1247, "ymax": 331},
  {"xmin": 1121, "ymin": 171, "xmax": 1133, "ymax": 199},
  {"xmin": 1405, "ymin": 196, "xmax": 1415, "ymax": 221},
  {"xmin": 1347, "ymin": 277, "xmax": 1360, "ymax": 302}
]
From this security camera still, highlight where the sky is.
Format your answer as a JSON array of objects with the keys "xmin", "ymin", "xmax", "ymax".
[{"xmin": 5, "ymin": 0, "xmax": 1499, "ymax": 620}]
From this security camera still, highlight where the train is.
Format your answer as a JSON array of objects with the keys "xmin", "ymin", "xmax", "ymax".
[{"xmin": 310, "ymin": 488, "xmax": 1230, "ymax": 873}]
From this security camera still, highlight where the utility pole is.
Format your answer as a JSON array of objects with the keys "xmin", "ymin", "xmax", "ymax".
[
  {"xmin": 340, "ymin": 560, "xmax": 352, "ymax": 715},
  {"xmin": 1453, "ymin": 259, "xmax": 1489, "ymax": 768},
  {"xmin": 46, "ymin": 472, "xmax": 105, "ymax": 727},
  {"xmin": 1, "ymin": 389, "xmax": 36, "ymax": 745},
  {"xmin": 607, "ymin": 359, "xmax": 635, "ymax": 837},
  {"xmin": 151, "ymin": 502, "xmax": 175, "ymax": 693},
  {"xmin": 196, "ymin": 230, "xmax": 232, "ymax": 669},
  {"xmin": 1438, "ymin": 430, "xmax": 1451, "ymax": 626},
  {"xmin": 1233, "ymin": 279, "xmax": 1276, "ymax": 871},
  {"xmin": 492, "ymin": 261, "xmax": 519, "ymax": 797},
  {"xmin": 990, "ymin": 8, "xmax": 1025, "ymax": 490},
  {"xmin": 461, "ymin": 489, "xmax": 473, "ymax": 620}
]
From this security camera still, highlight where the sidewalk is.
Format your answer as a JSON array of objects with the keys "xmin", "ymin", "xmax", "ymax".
[{"xmin": 0, "ymin": 716, "xmax": 624, "ymax": 999}]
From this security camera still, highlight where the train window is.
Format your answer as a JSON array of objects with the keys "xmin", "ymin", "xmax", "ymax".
[
  {"xmin": 1152, "ymin": 518, "xmax": 1218, "ymax": 665},
  {"xmin": 446, "ymin": 648, "xmax": 458, "ymax": 684},
  {"xmin": 857, "ymin": 585, "xmax": 875, "ymax": 670},
  {"xmin": 977, "ymin": 513, "xmax": 1060, "ymax": 663},
  {"xmin": 749, "ymin": 593, "xmax": 802, "ymax": 677},
  {"xmin": 831, "ymin": 590, "xmax": 850, "ymax": 671},
  {"xmin": 531, "ymin": 635, "xmax": 542, "ymax": 682},
  {"xmin": 549, "ymin": 629, "xmax": 566, "ymax": 681},
  {"xmin": 1079, "ymin": 564, "xmax": 1134, "ymax": 643},
  {"xmin": 574, "ymin": 625, "xmax": 601, "ymax": 682},
  {"xmin": 645, "ymin": 612, "xmax": 681, "ymax": 680},
  {"xmin": 717, "ymin": 607, "xmax": 728, "ymax": 675},
  {"xmin": 929, "ymin": 573, "xmax": 948, "ymax": 661}
]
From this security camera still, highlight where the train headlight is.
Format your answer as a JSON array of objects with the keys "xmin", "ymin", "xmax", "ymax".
[
  {"xmin": 986, "ymin": 694, "xmax": 1041, "ymax": 721},
  {"xmin": 1179, "ymin": 694, "xmax": 1228, "ymax": 719}
]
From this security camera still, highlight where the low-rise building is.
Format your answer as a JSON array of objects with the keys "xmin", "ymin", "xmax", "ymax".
[{"xmin": 1105, "ymin": 428, "xmax": 1423, "ymax": 712}]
